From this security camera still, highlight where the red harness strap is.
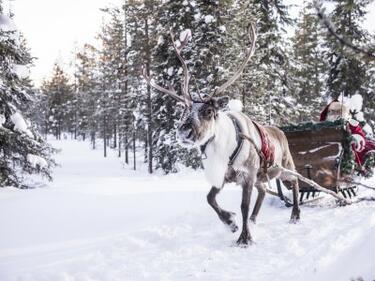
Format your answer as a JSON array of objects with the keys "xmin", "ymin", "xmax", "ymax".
[{"xmin": 252, "ymin": 121, "xmax": 275, "ymax": 170}]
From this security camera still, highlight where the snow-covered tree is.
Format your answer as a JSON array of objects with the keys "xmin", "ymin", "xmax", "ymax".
[
  {"xmin": 74, "ymin": 43, "xmax": 101, "ymax": 144},
  {"xmin": 324, "ymin": 0, "xmax": 372, "ymax": 99},
  {"xmin": 290, "ymin": 0, "xmax": 328, "ymax": 122},
  {"xmin": 0, "ymin": 7, "xmax": 55, "ymax": 188},
  {"xmin": 41, "ymin": 64, "xmax": 74, "ymax": 140}
]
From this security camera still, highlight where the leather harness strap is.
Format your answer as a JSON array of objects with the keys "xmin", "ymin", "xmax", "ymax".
[
  {"xmin": 200, "ymin": 115, "xmax": 274, "ymax": 172},
  {"xmin": 227, "ymin": 114, "xmax": 244, "ymax": 166},
  {"xmin": 251, "ymin": 120, "xmax": 275, "ymax": 173},
  {"xmin": 200, "ymin": 136, "xmax": 215, "ymax": 159}
]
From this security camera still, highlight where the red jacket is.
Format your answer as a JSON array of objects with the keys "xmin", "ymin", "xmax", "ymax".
[{"xmin": 348, "ymin": 122, "xmax": 375, "ymax": 165}]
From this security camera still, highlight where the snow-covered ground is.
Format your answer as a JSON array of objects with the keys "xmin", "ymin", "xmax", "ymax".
[{"xmin": 0, "ymin": 139, "xmax": 374, "ymax": 281}]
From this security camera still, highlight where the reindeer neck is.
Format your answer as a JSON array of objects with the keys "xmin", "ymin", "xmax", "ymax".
[{"xmin": 201, "ymin": 112, "xmax": 238, "ymax": 188}]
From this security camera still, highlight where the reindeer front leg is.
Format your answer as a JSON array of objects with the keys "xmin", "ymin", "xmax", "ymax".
[
  {"xmin": 207, "ymin": 186, "xmax": 239, "ymax": 233},
  {"xmin": 237, "ymin": 179, "xmax": 254, "ymax": 246}
]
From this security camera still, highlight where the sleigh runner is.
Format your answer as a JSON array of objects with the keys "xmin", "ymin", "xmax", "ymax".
[{"xmin": 276, "ymin": 120, "xmax": 361, "ymax": 205}]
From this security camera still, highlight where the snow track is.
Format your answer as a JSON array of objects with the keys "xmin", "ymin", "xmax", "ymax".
[{"xmin": 0, "ymin": 140, "xmax": 374, "ymax": 281}]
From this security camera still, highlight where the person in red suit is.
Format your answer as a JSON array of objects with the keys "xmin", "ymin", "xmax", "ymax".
[{"xmin": 320, "ymin": 100, "xmax": 375, "ymax": 169}]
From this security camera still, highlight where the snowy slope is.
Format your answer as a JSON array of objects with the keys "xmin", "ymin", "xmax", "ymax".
[{"xmin": 0, "ymin": 139, "xmax": 374, "ymax": 281}]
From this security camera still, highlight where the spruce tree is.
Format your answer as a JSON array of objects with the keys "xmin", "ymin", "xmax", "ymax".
[
  {"xmin": 0, "ymin": 7, "xmax": 55, "ymax": 188},
  {"xmin": 291, "ymin": 0, "xmax": 328, "ymax": 122},
  {"xmin": 324, "ymin": 0, "xmax": 372, "ymax": 100},
  {"xmin": 40, "ymin": 64, "xmax": 74, "ymax": 140},
  {"xmin": 74, "ymin": 43, "xmax": 101, "ymax": 144}
]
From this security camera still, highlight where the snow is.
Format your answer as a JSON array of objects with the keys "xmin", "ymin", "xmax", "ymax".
[
  {"xmin": 10, "ymin": 112, "xmax": 33, "ymax": 138},
  {"xmin": 0, "ymin": 139, "xmax": 374, "ymax": 281},
  {"xmin": 0, "ymin": 114, "xmax": 5, "ymax": 126},
  {"xmin": 0, "ymin": 14, "xmax": 17, "ymax": 32},
  {"xmin": 194, "ymin": 12, "xmax": 201, "ymax": 21},
  {"xmin": 157, "ymin": 35, "xmax": 164, "ymax": 46},
  {"xmin": 13, "ymin": 64, "xmax": 30, "ymax": 79},
  {"xmin": 179, "ymin": 28, "xmax": 192, "ymax": 42},
  {"xmin": 204, "ymin": 15, "xmax": 214, "ymax": 24},
  {"xmin": 338, "ymin": 93, "xmax": 363, "ymax": 112},
  {"xmin": 218, "ymin": 25, "xmax": 226, "ymax": 33},
  {"xmin": 228, "ymin": 99, "xmax": 243, "ymax": 112},
  {"xmin": 167, "ymin": 66, "xmax": 174, "ymax": 76},
  {"xmin": 27, "ymin": 154, "xmax": 48, "ymax": 169},
  {"xmin": 349, "ymin": 94, "xmax": 363, "ymax": 112}
]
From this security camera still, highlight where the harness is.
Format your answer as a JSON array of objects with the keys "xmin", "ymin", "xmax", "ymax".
[
  {"xmin": 199, "ymin": 114, "xmax": 244, "ymax": 165},
  {"xmin": 252, "ymin": 121, "xmax": 275, "ymax": 173},
  {"xmin": 200, "ymin": 114, "xmax": 274, "ymax": 170},
  {"xmin": 227, "ymin": 115, "xmax": 244, "ymax": 166}
]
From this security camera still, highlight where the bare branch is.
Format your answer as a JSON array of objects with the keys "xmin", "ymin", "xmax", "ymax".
[{"xmin": 313, "ymin": 0, "xmax": 375, "ymax": 60}]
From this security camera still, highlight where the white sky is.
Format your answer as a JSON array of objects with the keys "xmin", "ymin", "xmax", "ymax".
[
  {"xmin": 5, "ymin": 0, "xmax": 375, "ymax": 86},
  {"xmin": 10, "ymin": 0, "xmax": 122, "ymax": 86}
]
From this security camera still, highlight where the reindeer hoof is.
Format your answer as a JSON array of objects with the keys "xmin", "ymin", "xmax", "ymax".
[
  {"xmin": 236, "ymin": 231, "xmax": 253, "ymax": 247},
  {"xmin": 289, "ymin": 218, "xmax": 299, "ymax": 224},
  {"xmin": 250, "ymin": 215, "xmax": 257, "ymax": 224},
  {"xmin": 228, "ymin": 223, "xmax": 239, "ymax": 233},
  {"xmin": 221, "ymin": 212, "xmax": 238, "ymax": 233},
  {"xmin": 290, "ymin": 209, "xmax": 300, "ymax": 224}
]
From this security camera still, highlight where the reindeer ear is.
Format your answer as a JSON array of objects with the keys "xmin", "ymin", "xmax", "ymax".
[{"xmin": 213, "ymin": 96, "xmax": 229, "ymax": 110}]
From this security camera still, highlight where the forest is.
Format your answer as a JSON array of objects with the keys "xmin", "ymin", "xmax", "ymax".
[{"xmin": 1, "ymin": 0, "xmax": 374, "ymax": 187}]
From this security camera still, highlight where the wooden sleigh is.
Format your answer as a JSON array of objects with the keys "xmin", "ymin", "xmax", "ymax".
[{"xmin": 276, "ymin": 120, "xmax": 358, "ymax": 205}]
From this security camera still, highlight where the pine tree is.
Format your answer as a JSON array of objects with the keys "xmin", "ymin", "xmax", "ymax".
[
  {"xmin": 0, "ymin": 7, "xmax": 55, "ymax": 188},
  {"xmin": 41, "ymin": 64, "xmax": 74, "ymax": 140},
  {"xmin": 291, "ymin": 0, "xmax": 328, "ymax": 122},
  {"xmin": 74, "ymin": 43, "xmax": 101, "ymax": 144},
  {"xmin": 324, "ymin": 0, "xmax": 372, "ymax": 100},
  {"xmin": 227, "ymin": 0, "xmax": 296, "ymax": 125}
]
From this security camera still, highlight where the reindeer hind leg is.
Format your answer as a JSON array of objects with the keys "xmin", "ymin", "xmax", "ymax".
[
  {"xmin": 250, "ymin": 181, "xmax": 266, "ymax": 224},
  {"xmin": 281, "ymin": 150, "xmax": 301, "ymax": 223}
]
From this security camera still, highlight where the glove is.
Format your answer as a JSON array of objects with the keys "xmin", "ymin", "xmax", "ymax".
[{"xmin": 351, "ymin": 134, "xmax": 365, "ymax": 152}]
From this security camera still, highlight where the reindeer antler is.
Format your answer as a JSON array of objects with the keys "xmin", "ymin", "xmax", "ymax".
[
  {"xmin": 170, "ymin": 30, "xmax": 192, "ymax": 106},
  {"xmin": 141, "ymin": 66, "xmax": 185, "ymax": 103},
  {"xmin": 142, "ymin": 30, "xmax": 192, "ymax": 106},
  {"xmin": 212, "ymin": 22, "xmax": 257, "ymax": 96}
]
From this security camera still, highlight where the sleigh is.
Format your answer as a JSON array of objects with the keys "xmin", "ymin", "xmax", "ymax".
[{"xmin": 277, "ymin": 120, "xmax": 359, "ymax": 205}]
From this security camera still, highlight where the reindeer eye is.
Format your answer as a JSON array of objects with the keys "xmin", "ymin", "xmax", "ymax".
[{"xmin": 205, "ymin": 108, "xmax": 214, "ymax": 117}]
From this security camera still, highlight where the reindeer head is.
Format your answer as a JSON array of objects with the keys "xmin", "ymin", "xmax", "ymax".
[{"xmin": 143, "ymin": 23, "xmax": 257, "ymax": 148}]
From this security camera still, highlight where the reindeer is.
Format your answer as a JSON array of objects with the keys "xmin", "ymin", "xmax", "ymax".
[{"xmin": 143, "ymin": 23, "xmax": 300, "ymax": 246}]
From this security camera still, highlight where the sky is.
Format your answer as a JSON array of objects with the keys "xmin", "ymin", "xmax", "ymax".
[
  {"xmin": 4, "ymin": 0, "xmax": 375, "ymax": 86},
  {"xmin": 10, "ymin": 0, "xmax": 122, "ymax": 85}
]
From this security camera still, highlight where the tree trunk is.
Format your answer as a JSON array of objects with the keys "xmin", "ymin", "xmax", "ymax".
[
  {"xmin": 125, "ymin": 130, "xmax": 129, "ymax": 164},
  {"xmin": 91, "ymin": 132, "xmax": 96, "ymax": 150},
  {"xmin": 133, "ymin": 130, "xmax": 136, "ymax": 170},
  {"xmin": 145, "ymin": 18, "xmax": 153, "ymax": 174},
  {"xmin": 113, "ymin": 123, "xmax": 117, "ymax": 148},
  {"xmin": 104, "ymin": 115, "xmax": 107, "ymax": 158},
  {"xmin": 118, "ymin": 131, "xmax": 121, "ymax": 158}
]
